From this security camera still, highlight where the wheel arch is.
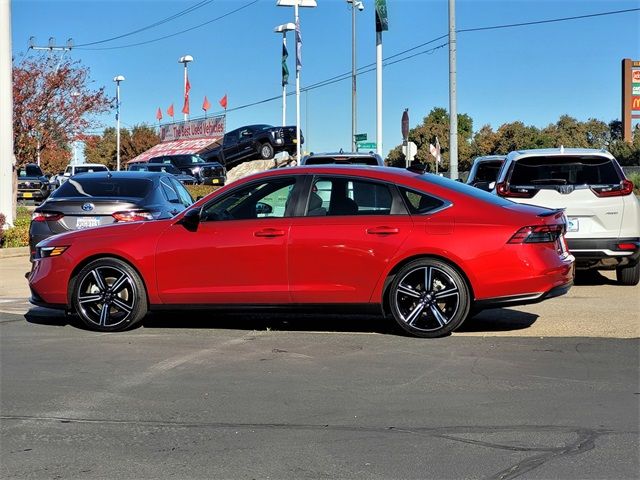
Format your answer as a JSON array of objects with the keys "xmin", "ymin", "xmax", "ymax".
[
  {"xmin": 67, "ymin": 253, "xmax": 151, "ymax": 312},
  {"xmin": 380, "ymin": 254, "xmax": 475, "ymax": 317}
]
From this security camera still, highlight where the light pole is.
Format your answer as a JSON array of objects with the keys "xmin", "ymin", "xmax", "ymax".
[
  {"xmin": 274, "ymin": 23, "xmax": 296, "ymax": 127},
  {"xmin": 113, "ymin": 75, "xmax": 125, "ymax": 171},
  {"xmin": 276, "ymin": 0, "xmax": 317, "ymax": 160},
  {"xmin": 178, "ymin": 55, "xmax": 193, "ymax": 122},
  {"xmin": 347, "ymin": 0, "xmax": 364, "ymax": 151}
]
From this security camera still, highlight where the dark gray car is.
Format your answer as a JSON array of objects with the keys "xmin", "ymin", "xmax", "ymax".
[{"xmin": 29, "ymin": 171, "xmax": 194, "ymax": 260}]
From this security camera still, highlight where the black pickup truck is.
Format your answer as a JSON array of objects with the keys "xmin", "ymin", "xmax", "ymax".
[
  {"xmin": 148, "ymin": 154, "xmax": 226, "ymax": 186},
  {"xmin": 201, "ymin": 124, "xmax": 303, "ymax": 169}
]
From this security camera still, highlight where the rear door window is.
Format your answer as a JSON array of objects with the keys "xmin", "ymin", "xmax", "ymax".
[
  {"xmin": 509, "ymin": 156, "xmax": 621, "ymax": 186},
  {"xmin": 307, "ymin": 177, "xmax": 394, "ymax": 216}
]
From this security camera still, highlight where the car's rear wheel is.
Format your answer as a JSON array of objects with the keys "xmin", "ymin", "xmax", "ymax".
[
  {"xmin": 389, "ymin": 258, "xmax": 470, "ymax": 338},
  {"xmin": 259, "ymin": 142, "xmax": 274, "ymax": 160},
  {"xmin": 72, "ymin": 258, "xmax": 147, "ymax": 332},
  {"xmin": 616, "ymin": 262, "xmax": 640, "ymax": 286}
]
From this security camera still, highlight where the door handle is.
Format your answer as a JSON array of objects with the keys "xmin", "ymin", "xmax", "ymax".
[
  {"xmin": 366, "ymin": 226, "xmax": 399, "ymax": 235},
  {"xmin": 254, "ymin": 228, "xmax": 286, "ymax": 238}
]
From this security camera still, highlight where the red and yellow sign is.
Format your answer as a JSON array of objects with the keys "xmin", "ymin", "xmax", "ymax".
[{"xmin": 632, "ymin": 96, "xmax": 640, "ymax": 111}]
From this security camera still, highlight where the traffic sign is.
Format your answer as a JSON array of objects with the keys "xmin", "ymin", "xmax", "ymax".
[
  {"xmin": 357, "ymin": 142, "xmax": 376, "ymax": 150},
  {"xmin": 354, "ymin": 133, "xmax": 367, "ymax": 142}
]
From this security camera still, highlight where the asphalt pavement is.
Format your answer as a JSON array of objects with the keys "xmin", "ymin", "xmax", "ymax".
[{"xmin": 1, "ymin": 253, "xmax": 639, "ymax": 479}]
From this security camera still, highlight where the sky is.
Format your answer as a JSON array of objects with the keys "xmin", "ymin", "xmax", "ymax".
[{"xmin": 10, "ymin": 0, "xmax": 640, "ymax": 158}]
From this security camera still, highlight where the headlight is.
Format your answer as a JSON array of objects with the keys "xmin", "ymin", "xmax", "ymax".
[{"xmin": 36, "ymin": 245, "xmax": 69, "ymax": 259}]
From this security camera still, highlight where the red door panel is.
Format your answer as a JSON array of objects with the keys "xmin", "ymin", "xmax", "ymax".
[
  {"xmin": 288, "ymin": 216, "xmax": 413, "ymax": 303},
  {"xmin": 155, "ymin": 219, "xmax": 291, "ymax": 304}
]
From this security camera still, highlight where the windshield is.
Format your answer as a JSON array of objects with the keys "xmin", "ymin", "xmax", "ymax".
[
  {"xmin": 53, "ymin": 177, "xmax": 153, "ymax": 198},
  {"xmin": 472, "ymin": 161, "xmax": 503, "ymax": 182},
  {"xmin": 18, "ymin": 165, "xmax": 44, "ymax": 177},
  {"xmin": 305, "ymin": 156, "xmax": 380, "ymax": 166},
  {"xmin": 510, "ymin": 156, "xmax": 621, "ymax": 186}
]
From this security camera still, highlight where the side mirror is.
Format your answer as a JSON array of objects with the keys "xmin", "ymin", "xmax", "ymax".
[
  {"xmin": 256, "ymin": 202, "xmax": 273, "ymax": 215},
  {"xmin": 178, "ymin": 208, "xmax": 201, "ymax": 231}
]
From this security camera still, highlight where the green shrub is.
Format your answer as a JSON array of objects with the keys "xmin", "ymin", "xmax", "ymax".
[
  {"xmin": 1, "ymin": 207, "xmax": 31, "ymax": 248},
  {"xmin": 185, "ymin": 184, "xmax": 220, "ymax": 201}
]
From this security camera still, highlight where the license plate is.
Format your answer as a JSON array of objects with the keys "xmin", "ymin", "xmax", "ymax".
[
  {"xmin": 23, "ymin": 192, "xmax": 33, "ymax": 198},
  {"xmin": 212, "ymin": 179, "xmax": 219, "ymax": 184},
  {"xmin": 567, "ymin": 217, "xmax": 579, "ymax": 232},
  {"xmin": 76, "ymin": 217, "xmax": 101, "ymax": 229}
]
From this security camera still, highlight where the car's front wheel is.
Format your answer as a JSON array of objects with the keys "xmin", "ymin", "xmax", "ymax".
[
  {"xmin": 71, "ymin": 258, "xmax": 148, "ymax": 332},
  {"xmin": 389, "ymin": 258, "xmax": 470, "ymax": 338},
  {"xmin": 616, "ymin": 262, "xmax": 640, "ymax": 286}
]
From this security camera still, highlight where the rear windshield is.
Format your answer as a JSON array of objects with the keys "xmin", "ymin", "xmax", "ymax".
[
  {"xmin": 510, "ymin": 156, "xmax": 621, "ymax": 186},
  {"xmin": 416, "ymin": 174, "xmax": 513, "ymax": 207},
  {"xmin": 305, "ymin": 156, "xmax": 380, "ymax": 166},
  {"xmin": 472, "ymin": 161, "xmax": 503, "ymax": 182},
  {"xmin": 53, "ymin": 177, "xmax": 153, "ymax": 199},
  {"xmin": 74, "ymin": 165, "xmax": 108, "ymax": 174}
]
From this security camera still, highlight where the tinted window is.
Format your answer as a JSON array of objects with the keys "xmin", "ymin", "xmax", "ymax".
[
  {"xmin": 18, "ymin": 165, "xmax": 44, "ymax": 177},
  {"xmin": 53, "ymin": 177, "xmax": 152, "ymax": 198},
  {"xmin": 74, "ymin": 165, "xmax": 108, "ymax": 174},
  {"xmin": 415, "ymin": 174, "xmax": 513, "ymax": 207},
  {"xmin": 400, "ymin": 188, "xmax": 445, "ymax": 214},
  {"xmin": 202, "ymin": 178, "xmax": 296, "ymax": 221},
  {"xmin": 509, "ymin": 156, "xmax": 621, "ymax": 186},
  {"xmin": 472, "ymin": 161, "xmax": 503, "ymax": 182},
  {"xmin": 170, "ymin": 177, "xmax": 194, "ymax": 207},
  {"xmin": 128, "ymin": 164, "xmax": 144, "ymax": 171},
  {"xmin": 160, "ymin": 178, "xmax": 179, "ymax": 203},
  {"xmin": 308, "ymin": 177, "xmax": 392, "ymax": 216},
  {"xmin": 147, "ymin": 164, "xmax": 181, "ymax": 174}
]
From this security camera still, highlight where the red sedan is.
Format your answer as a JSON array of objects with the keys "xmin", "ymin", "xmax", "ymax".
[{"xmin": 28, "ymin": 165, "xmax": 574, "ymax": 338}]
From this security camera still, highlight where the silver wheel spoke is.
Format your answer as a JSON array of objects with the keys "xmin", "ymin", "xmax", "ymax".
[
  {"xmin": 91, "ymin": 269, "xmax": 107, "ymax": 292},
  {"xmin": 435, "ymin": 287, "xmax": 458, "ymax": 299},
  {"xmin": 429, "ymin": 303, "xmax": 449, "ymax": 327},
  {"xmin": 404, "ymin": 302, "xmax": 426, "ymax": 326},
  {"xmin": 111, "ymin": 297, "xmax": 133, "ymax": 313},
  {"xmin": 78, "ymin": 294, "xmax": 102, "ymax": 305},
  {"xmin": 424, "ymin": 267, "xmax": 432, "ymax": 292},
  {"xmin": 99, "ymin": 303, "xmax": 110, "ymax": 326},
  {"xmin": 397, "ymin": 283, "xmax": 421, "ymax": 298},
  {"xmin": 110, "ymin": 274, "xmax": 129, "ymax": 294}
]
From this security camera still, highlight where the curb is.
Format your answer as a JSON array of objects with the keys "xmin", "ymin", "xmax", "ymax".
[{"xmin": 0, "ymin": 247, "xmax": 29, "ymax": 258}]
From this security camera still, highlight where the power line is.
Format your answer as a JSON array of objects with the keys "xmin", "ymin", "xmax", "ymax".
[
  {"xmin": 74, "ymin": 0, "xmax": 215, "ymax": 47},
  {"xmin": 75, "ymin": 0, "xmax": 260, "ymax": 50}
]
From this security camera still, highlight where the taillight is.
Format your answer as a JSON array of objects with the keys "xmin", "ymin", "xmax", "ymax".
[
  {"xmin": 508, "ymin": 225, "xmax": 564, "ymax": 244},
  {"xmin": 112, "ymin": 210, "xmax": 154, "ymax": 222},
  {"xmin": 590, "ymin": 179, "xmax": 634, "ymax": 197},
  {"xmin": 495, "ymin": 182, "xmax": 538, "ymax": 198},
  {"xmin": 616, "ymin": 242, "xmax": 639, "ymax": 251},
  {"xmin": 31, "ymin": 212, "xmax": 64, "ymax": 222}
]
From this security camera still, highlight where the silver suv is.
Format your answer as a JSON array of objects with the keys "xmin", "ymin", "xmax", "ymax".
[{"xmin": 494, "ymin": 148, "xmax": 639, "ymax": 285}]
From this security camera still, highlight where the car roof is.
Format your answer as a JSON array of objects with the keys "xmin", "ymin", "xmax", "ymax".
[
  {"xmin": 67, "ymin": 171, "xmax": 169, "ymax": 180},
  {"xmin": 305, "ymin": 151, "xmax": 380, "ymax": 157},
  {"xmin": 506, "ymin": 147, "xmax": 615, "ymax": 161},
  {"xmin": 472, "ymin": 155, "xmax": 505, "ymax": 163},
  {"xmin": 73, "ymin": 163, "xmax": 108, "ymax": 167}
]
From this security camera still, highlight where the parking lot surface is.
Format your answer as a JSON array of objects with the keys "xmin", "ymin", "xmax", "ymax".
[{"xmin": 1, "ymin": 255, "xmax": 638, "ymax": 479}]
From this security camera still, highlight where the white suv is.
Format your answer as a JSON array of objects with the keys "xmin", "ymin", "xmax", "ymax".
[
  {"xmin": 494, "ymin": 148, "xmax": 639, "ymax": 285},
  {"xmin": 56, "ymin": 163, "xmax": 109, "ymax": 187}
]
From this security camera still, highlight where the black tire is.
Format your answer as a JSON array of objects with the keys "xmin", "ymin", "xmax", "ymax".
[
  {"xmin": 259, "ymin": 142, "xmax": 274, "ymax": 160},
  {"xmin": 388, "ymin": 258, "xmax": 470, "ymax": 338},
  {"xmin": 71, "ymin": 258, "xmax": 147, "ymax": 332},
  {"xmin": 616, "ymin": 262, "xmax": 640, "ymax": 286}
]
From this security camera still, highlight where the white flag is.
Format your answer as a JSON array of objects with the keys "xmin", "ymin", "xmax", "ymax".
[
  {"xmin": 435, "ymin": 136, "xmax": 442, "ymax": 164},
  {"xmin": 429, "ymin": 143, "xmax": 437, "ymax": 158}
]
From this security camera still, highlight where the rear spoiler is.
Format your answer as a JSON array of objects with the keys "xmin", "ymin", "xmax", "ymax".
[{"xmin": 537, "ymin": 207, "xmax": 566, "ymax": 218}]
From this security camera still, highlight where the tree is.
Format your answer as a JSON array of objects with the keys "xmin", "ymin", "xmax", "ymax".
[
  {"xmin": 84, "ymin": 124, "xmax": 160, "ymax": 169},
  {"xmin": 470, "ymin": 125, "xmax": 500, "ymax": 158},
  {"xmin": 12, "ymin": 55, "xmax": 111, "ymax": 171}
]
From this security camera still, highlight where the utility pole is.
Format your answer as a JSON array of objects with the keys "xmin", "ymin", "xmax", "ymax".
[
  {"xmin": 348, "ymin": 0, "xmax": 363, "ymax": 151},
  {"xmin": 0, "ymin": 0, "xmax": 14, "ymax": 226},
  {"xmin": 114, "ymin": 76, "xmax": 125, "ymax": 171},
  {"xmin": 448, "ymin": 0, "xmax": 458, "ymax": 180},
  {"xmin": 375, "ymin": 0, "xmax": 388, "ymax": 157}
]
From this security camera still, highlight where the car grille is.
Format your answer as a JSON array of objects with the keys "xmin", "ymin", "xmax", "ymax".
[
  {"xmin": 18, "ymin": 181, "xmax": 43, "ymax": 191},
  {"xmin": 201, "ymin": 166, "xmax": 224, "ymax": 178}
]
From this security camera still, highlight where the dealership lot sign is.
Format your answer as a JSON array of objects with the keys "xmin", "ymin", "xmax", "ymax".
[{"xmin": 160, "ymin": 115, "xmax": 226, "ymax": 142}]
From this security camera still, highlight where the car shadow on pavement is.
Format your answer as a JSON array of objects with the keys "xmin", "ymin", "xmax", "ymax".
[
  {"xmin": 457, "ymin": 308, "xmax": 539, "ymax": 333},
  {"xmin": 573, "ymin": 270, "xmax": 617, "ymax": 286},
  {"xmin": 23, "ymin": 306, "xmax": 539, "ymax": 335}
]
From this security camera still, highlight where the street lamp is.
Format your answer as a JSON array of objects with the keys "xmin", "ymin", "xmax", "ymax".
[
  {"xmin": 276, "ymin": 0, "xmax": 317, "ymax": 160},
  {"xmin": 178, "ymin": 54, "xmax": 193, "ymax": 122},
  {"xmin": 347, "ymin": 0, "xmax": 364, "ymax": 151},
  {"xmin": 274, "ymin": 23, "xmax": 296, "ymax": 127},
  {"xmin": 113, "ymin": 75, "xmax": 125, "ymax": 171}
]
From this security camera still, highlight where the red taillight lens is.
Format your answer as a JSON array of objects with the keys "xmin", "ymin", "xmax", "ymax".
[
  {"xmin": 496, "ymin": 182, "xmax": 538, "ymax": 198},
  {"xmin": 590, "ymin": 179, "xmax": 634, "ymax": 197},
  {"xmin": 616, "ymin": 242, "xmax": 638, "ymax": 251},
  {"xmin": 508, "ymin": 225, "xmax": 564, "ymax": 244},
  {"xmin": 112, "ymin": 210, "xmax": 154, "ymax": 222},
  {"xmin": 31, "ymin": 212, "xmax": 64, "ymax": 222}
]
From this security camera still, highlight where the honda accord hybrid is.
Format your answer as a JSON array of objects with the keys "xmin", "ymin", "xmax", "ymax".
[{"xmin": 28, "ymin": 165, "xmax": 575, "ymax": 337}]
